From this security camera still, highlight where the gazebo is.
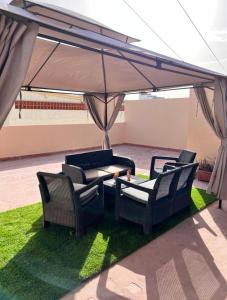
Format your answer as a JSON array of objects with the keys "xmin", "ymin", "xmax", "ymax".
[{"xmin": 0, "ymin": 0, "xmax": 227, "ymax": 205}]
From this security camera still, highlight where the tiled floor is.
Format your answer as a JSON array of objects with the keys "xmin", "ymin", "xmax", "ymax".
[{"xmin": 0, "ymin": 144, "xmax": 206, "ymax": 212}]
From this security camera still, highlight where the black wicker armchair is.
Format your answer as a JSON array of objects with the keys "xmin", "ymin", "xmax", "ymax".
[
  {"xmin": 115, "ymin": 168, "xmax": 181, "ymax": 234},
  {"xmin": 150, "ymin": 149, "xmax": 196, "ymax": 179},
  {"xmin": 173, "ymin": 162, "xmax": 199, "ymax": 213},
  {"xmin": 37, "ymin": 172, "xmax": 104, "ymax": 237}
]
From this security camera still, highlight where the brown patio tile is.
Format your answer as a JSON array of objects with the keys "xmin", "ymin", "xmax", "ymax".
[{"xmin": 61, "ymin": 201, "xmax": 227, "ymax": 300}]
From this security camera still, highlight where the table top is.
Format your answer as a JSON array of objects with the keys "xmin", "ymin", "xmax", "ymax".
[{"xmin": 103, "ymin": 175, "xmax": 146, "ymax": 189}]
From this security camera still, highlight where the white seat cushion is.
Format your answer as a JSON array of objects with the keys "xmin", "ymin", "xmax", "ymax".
[{"xmin": 122, "ymin": 179, "xmax": 156, "ymax": 204}]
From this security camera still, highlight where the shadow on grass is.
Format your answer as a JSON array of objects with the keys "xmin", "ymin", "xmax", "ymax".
[
  {"xmin": 0, "ymin": 205, "xmax": 149, "ymax": 300},
  {"xmin": 0, "ymin": 188, "xmax": 217, "ymax": 300},
  {"xmin": 0, "ymin": 210, "xmax": 99, "ymax": 300}
]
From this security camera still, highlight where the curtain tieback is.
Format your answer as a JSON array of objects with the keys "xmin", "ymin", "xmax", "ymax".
[{"xmin": 221, "ymin": 138, "xmax": 227, "ymax": 146}]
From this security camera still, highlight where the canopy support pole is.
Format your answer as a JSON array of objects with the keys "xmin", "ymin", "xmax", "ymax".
[
  {"xmin": 104, "ymin": 93, "xmax": 108, "ymax": 139},
  {"xmin": 27, "ymin": 42, "xmax": 60, "ymax": 87},
  {"xmin": 118, "ymin": 50, "xmax": 156, "ymax": 89},
  {"xmin": 219, "ymin": 199, "xmax": 222, "ymax": 209},
  {"xmin": 100, "ymin": 47, "xmax": 110, "ymax": 148}
]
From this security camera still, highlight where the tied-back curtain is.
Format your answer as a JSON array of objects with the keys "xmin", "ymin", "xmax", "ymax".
[
  {"xmin": 195, "ymin": 77, "xmax": 227, "ymax": 200},
  {"xmin": 84, "ymin": 93, "xmax": 125, "ymax": 149},
  {"xmin": 0, "ymin": 14, "xmax": 39, "ymax": 128}
]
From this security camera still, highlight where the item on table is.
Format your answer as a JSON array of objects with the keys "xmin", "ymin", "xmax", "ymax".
[
  {"xmin": 127, "ymin": 169, "xmax": 131, "ymax": 181},
  {"xmin": 113, "ymin": 171, "xmax": 120, "ymax": 180}
]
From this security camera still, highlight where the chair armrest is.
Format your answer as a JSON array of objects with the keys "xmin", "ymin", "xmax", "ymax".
[
  {"xmin": 165, "ymin": 162, "xmax": 187, "ymax": 167},
  {"xmin": 116, "ymin": 177, "xmax": 154, "ymax": 194},
  {"xmin": 163, "ymin": 162, "xmax": 187, "ymax": 172},
  {"xmin": 112, "ymin": 155, "xmax": 135, "ymax": 175},
  {"xmin": 75, "ymin": 178, "xmax": 103, "ymax": 195},
  {"xmin": 150, "ymin": 156, "xmax": 178, "ymax": 177},
  {"xmin": 163, "ymin": 164, "xmax": 176, "ymax": 172},
  {"xmin": 62, "ymin": 164, "xmax": 85, "ymax": 184},
  {"xmin": 38, "ymin": 183, "xmax": 50, "ymax": 203},
  {"xmin": 151, "ymin": 155, "xmax": 178, "ymax": 163}
]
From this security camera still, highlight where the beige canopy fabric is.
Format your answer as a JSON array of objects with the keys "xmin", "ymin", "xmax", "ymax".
[
  {"xmin": 22, "ymin": 37, "xmax": 219, "ymax": 94},
  {"xmin": 84, "ymin": 94, "xmax": 125, "ymax": 149},
  {"xmin": 0, "ymin": 2, "xmax": 223, "ymax": 95},
  {"xmin": 0, "ymin": 14, "xmax": 38, "ymax": 128},
  {"xmin": 195, "ymin": 78, "xmax": 227, "ymax": 203}
]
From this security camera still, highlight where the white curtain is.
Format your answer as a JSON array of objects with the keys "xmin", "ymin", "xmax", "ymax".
[
  {"xmin": 195, "ymin": 77, "xmax": 227, "ymax": 200},
  {"xmin": 84, "ymin": 93, "xmax": 125, "ymax": 149},
  {"xmin": 0, "ymin": 14, "xmax": 39, "ymax": 128}
]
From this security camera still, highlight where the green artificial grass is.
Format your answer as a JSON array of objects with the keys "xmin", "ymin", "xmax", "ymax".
[{"xmin": 0, "ymin": 184, "xmax": 216, "ymax": 300}]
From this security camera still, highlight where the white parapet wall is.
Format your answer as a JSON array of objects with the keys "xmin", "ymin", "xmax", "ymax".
[
  {"xmin": 124, "ymin": 89, "xmax": 219, "ymax": 160},
  {"xmin": 0, "ymin": 91, "xmax": 125, "ymax": 158},
  {"xmin": 0, "ymin": 123, "xmax": 125, "ymax": 159},
  {"xmin": 124, "ymin": 97, "xmax": 190, "ymax": 150},
  {"xmin": 186, "ymin": 89, "xmax": 219, "ymax": 160},
  {"xmin": 4, "ymin": 91, "xmax": 125, "ymax": 126},
  {"xmin": 0, "ymin": 90, "xmax": 220, "ymax": 160}
]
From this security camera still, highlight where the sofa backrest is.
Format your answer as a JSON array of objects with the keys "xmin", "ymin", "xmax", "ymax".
[{"xmin": 65, "ymin": 149, "xmax": 113, "ymax": 169}]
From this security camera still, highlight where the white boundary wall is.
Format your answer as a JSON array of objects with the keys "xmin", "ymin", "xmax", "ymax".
[{"xmin": 0, "ymin": 90, "xmax": 219, "ymax": 160}]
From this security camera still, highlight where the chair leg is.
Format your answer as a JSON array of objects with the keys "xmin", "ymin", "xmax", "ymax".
[
  {"xmin": 98, "ymin": 214, "xmax": 104, "ymax": 222},
  {"xmin": 43, "ymin": 220, "xmax": 50, "ymax": 228},
  {"xmin": 75, "ymin": 226, "xmax": 85, "ymax": 238},
  {"xmin": 143, "ymin": 223, "xmax": 152, "ymax": 235},
  {"xmin": 218, "ymin": 199, "xmax": 222, "ymax": 209},
  {"xmin": 186, "ymin": 205, "xmax": 191, "ymax": 214},
  {"xmin": 115, "ymin": 201, "xmax": 120, "ymax": 221},
  {"xmin": 115, "ymin": 211, "xmax": 120, "ymax": 221}
]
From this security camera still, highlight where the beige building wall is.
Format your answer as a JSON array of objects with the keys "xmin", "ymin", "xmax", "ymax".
[
  {"xmin": 0, "ymin": 90, "xmax": 220, "ymax": 160},
  {"xmin": 186, "ymin": 89, "xmax": 219, "ymax": 161},
  {"xmin": 0, "ymin": 91, "xmax": 125, "ymax": 159},
  {"xmin": 124, "ymin": 98, "xmax": 190, "ymax": 150},
  {"xmin": 124, "ymin": 91, "xmax": 219, "ymax": 160},
  {"xmin": 0, "ymin": 123, "xmax": 125, "ymax": 159},
  {"xmin": 4, "ymin": 91, "xmax": 124, "ymax": 126}
]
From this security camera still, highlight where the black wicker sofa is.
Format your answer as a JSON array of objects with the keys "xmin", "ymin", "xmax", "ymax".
[{"xmin": 63, "ymin": 149, "xmax": 135, "ymax": 184}]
